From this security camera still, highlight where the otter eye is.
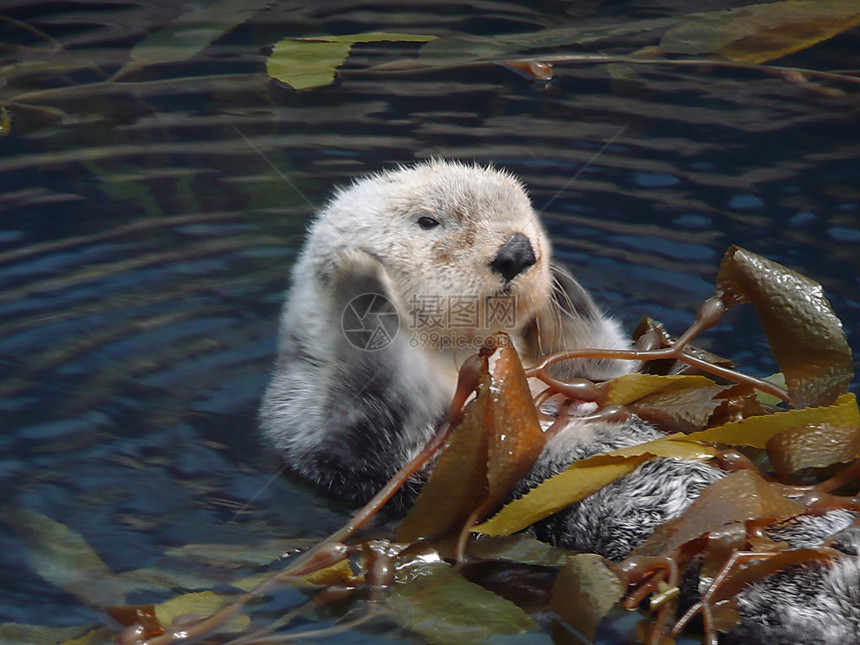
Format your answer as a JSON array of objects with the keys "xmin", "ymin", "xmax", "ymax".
[{"xmin": 417, "ymin": 216, "xmax": 441, "ymax": 230}]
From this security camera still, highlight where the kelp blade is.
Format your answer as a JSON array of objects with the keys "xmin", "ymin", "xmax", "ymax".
[
  {"xmin": 397, "ymin": 338, "xmax": 546, "ymax": 542},
  {"xmin": 716, "ymin": 245, "xmax": 853, "ymax": 408},
  {"xmin": 680, "ymin": 392, "xmax": 860, "ymax": 449},
  {"xmin": 660, "ymin": 0, "xmax": 860, "ymax": 64},
  {"xmin": 396, "ymin": 372, "xmax": 491, "ymax": 543}
]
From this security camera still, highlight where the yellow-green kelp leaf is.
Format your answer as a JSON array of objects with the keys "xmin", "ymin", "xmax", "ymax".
[
  {"xmin": 757, "ymin": 372, "xmax": 788, "ymax": 406},
  {"xmin": 482, "ymin": 395, "xmax": 858, "ymax": 538},
  {"xmin": 682, "ymin": 392, "xmax": 860, "ymax": 448},
  {"xmin": 473, "ymin": 435, "xmax": 717, "ymax": 537},
  {"xmin": 603, "ymin": 373, "xmax": 719, "ymax": 407},
  {"xmin": 267, "ymin": 32, "xmax": 437, "ymax": 90},
  {"xmin": 154, "ymin": 591, "xmax": 249, "ymax": 633},
  {"xmin": 717, "ymin": 245, "xmax": 853, "ymax": 408}
]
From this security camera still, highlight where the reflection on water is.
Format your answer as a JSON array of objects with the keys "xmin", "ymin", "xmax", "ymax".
[{"xmin": 0, "ymin": 0, "xmax": 858, "ymax": 642}]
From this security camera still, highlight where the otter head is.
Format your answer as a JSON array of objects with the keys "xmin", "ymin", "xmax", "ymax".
[{"xmin": 330, "ymin": 160, "xmax": 552, "ymax": 349}]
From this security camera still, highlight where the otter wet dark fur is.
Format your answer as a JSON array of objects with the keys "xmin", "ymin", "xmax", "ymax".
[{"xmin": 260, "ymin": 160, "xmax": 859, "ymax": 644}]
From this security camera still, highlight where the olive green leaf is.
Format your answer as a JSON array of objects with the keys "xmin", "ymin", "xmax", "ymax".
[{"xmin": 267, "ymin": 32, "xmax": 437, "ymax": 90}]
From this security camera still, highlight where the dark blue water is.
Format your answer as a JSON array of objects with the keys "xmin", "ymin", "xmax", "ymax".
[{"xmin": 0, "ymin": 1, "xmax": 858, "ymax": 643}]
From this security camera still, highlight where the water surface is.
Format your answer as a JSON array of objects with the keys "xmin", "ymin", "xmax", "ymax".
[{"xmin": 1, "ymin": 1, "xmax": 858, "ymax": 642}]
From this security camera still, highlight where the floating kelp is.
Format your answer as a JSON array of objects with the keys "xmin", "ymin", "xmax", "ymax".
[
  {"xmin": 5, "ymin": 246, "xmax": 857, "ymax": 645},
  {"xmin": 262, "ymin": 2, "xmax": 860, "ymax": 91}
]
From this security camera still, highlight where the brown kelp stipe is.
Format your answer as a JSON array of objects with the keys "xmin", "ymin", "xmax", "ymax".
[{"xmin": 526, "ymin": 293, "xmax": 791, "ymax": 406}]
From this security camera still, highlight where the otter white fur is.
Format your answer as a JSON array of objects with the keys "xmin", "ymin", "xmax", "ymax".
[
  {"xmin": 260, "ymin": 160, "xmax": 632, "ymax": 505},
  {"xmin": 261, "ymin": 160, "xmax": 859, "ymax": 644}
]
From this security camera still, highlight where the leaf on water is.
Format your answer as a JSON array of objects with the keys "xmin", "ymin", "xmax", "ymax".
[
  {"xmin": 661, "ymin": 0, "xmax": 860, "ymax": 64},
  {"xmin": 550, "ymin": 554, "xmax": 626, "ymax": 643},
  {"xmin": 632, "ymin": 469, "xmax": 806, "ymax": 557},
  {"xmin": 229, "ymin": 572, "xmax": 274, "ymax": 593},
  {"xmin": 397, "ymin": 338, "xmax": 546, "ymax": 542},
  {"xmin": 474, "ymin": 434, "xmax": 717, "ymax": 537},
  {"xmin": 681, "ymin": 392, "xmax": 860, "ymax": 449},
  {"xmin": 766, "ymin": 422, "xmax": 860, "ymax": 478},
  {"xmin": 153, "ymin": 591, "xmax": 249, "ymax": 634},
  {"xmin": 387, "ymin": 561, "xmax": 538, "ymax": 644},
  {"xmin": 267, "ymin": 40, "xmax": 353, "ymax": 90},
  {"xmin": 267, "ymin": 32, "xmax": 437, "ymax": 90},
  {"xmin": 0, "ymin": 623, "xmax": 99, "ymax": 645},
  {"xmin": 121, "ymin": 0, "xmax": 273, "ymax": 73},
  {"xmin": 716, "ymin": 245, "xmax": 853, "ymax": 408},
  {"xmin": 295, "ymin": 558, "xmax": 356, "ymax": 587},
  {"xmin": 0, "ymin": 506, "xmax": 140, "ymax": 606}
]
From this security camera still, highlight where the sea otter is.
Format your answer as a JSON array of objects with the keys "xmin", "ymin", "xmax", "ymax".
[{"xmin": 260, "ymin": 160, "xmax": 859, "ymax": 644}]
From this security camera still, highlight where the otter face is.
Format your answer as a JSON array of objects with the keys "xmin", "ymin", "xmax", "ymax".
[{"xmin": 350, "ymin": 161, "xmax": 553, "ymax": 345}]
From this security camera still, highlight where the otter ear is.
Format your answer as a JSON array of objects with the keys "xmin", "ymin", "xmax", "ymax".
[{"xmin": 522, "ymin": 265, "xmax": 637, "ymax": 381}]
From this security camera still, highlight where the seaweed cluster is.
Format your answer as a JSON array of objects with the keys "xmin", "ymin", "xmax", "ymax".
[{"xmin": 109, "ymin": 246, "xmax": 857, "ymax": 644}]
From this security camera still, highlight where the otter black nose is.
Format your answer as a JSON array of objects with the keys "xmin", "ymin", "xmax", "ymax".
[{"xmin": 490, "ymin": 233, "xmax": 536, "ymax": 282}]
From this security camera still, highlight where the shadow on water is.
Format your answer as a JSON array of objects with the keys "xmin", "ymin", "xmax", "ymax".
[{"xmin": 0, "ymin": 0, "xmax": 858, "ymax": 642}]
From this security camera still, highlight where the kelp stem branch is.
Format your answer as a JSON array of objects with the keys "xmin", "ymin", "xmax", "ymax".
[
  {"xmin": 517, "ymin": 54, "xmax": 860, "ymax": 87},
  {"xmin": 674, "ymin": 352, "xmax": 789, "ymax": 403},
  {"xmin": 324, "ymin": 420, "xmax": 454, "ymax": 545},
  {"xmin": 527, "ymin": 347, "xmax": 789, "ymax": 403},
  {"xmin": 280, "ymin": 354, "xmax": 488, "ymax": 572},
  {"xmin": 526, "ymin": 291, "xmax": 790, "ymax": 404}
]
